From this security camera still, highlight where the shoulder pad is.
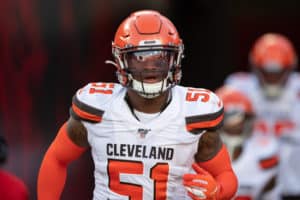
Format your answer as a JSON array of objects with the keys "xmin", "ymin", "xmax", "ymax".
[
  {"xmin": 183, "ymin": 87, "xmax": 224, "ymax": 134},
  {"xmin": 70, "ymin": 82, "xmax": 121, "ymax": 123},
  {"xmin": 225, "ymin": 72, "xmax": 252, "ymax": 83}
]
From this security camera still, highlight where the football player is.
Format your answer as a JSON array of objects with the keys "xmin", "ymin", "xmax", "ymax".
[
  {"xmin": 224, "ymin": 33, "xmax": 300, "ymax": 199},
  {"xmin": 0, "ymin": 134, "xmax": 29, "ymax": 199},
  {"xmin": 216, "ymin": 86, "xmax": 279, "ymax": 200},
  {"xmin": 37, "ymin": 10, "xmax": 237, "ymax": 200}
]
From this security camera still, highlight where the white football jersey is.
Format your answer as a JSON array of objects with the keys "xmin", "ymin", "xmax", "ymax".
[
  {"xmin": 232, "ymin": 134, "xmax": 279, "ymax": 200},
  {"xmin": 70, "ymin": 82, "xmax": 223, "ymax": 200},
  {"xmin": 225, "ymin": 72, "xmax": 300, "ymax": 196},
  {"xmin": 225, "ymin": 72, "xmax": 300, "ymax": 138}
]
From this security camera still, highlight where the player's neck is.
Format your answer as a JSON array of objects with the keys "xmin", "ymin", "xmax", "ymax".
[{"xmin": 126, "ymin": 90, "xmax": 171, "ymax": 113}]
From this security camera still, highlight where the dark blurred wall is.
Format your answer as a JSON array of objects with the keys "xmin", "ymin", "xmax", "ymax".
[
  {"xmin": 0, "ymin": 0, "xmax": 48, "ymax": 198},
  {"xmin": 171, "ymin": 0, "xmax": 300, "ymax": 91},
  {"xmin": 0, "ymin": 1, "xmax": 300, "ymax": 199},
  {"xmin": 228, "ymin": 0, "xmax": 300, "ymax": 73},
  {"xmin": 170, "ymin": 1, "xmax": 234, "ymax": 90}
]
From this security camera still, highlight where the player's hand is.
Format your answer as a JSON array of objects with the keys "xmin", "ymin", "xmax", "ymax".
[{"xmin": 183, "ymin": 163, "xmax": 219, "ymax": 200}]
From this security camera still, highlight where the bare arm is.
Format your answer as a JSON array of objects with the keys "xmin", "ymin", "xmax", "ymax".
[
  {"xmin": 66, "ymin": 116, "xmax": 89, "ymax": 147},
  {"xmin": 194, "ymin": 131, "xmax": 222, "ymax": 162},
  {"xmin": 192, "ymin": 131, "xmax": 238, "ymax": 200}
]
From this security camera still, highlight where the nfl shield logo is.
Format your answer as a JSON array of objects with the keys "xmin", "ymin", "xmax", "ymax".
[{"xmin": 137, "ymin": 128, "xmax": 151, "ymax": 138}]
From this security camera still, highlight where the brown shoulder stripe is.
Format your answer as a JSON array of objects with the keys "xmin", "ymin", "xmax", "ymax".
[
  {"xmin": 259, "ymin": 155, "xmax": 279, "ymax": 170},
  {"xmin": 70, "ymin": 95, "xmax": 104, "ymax": 123},
  {"xmin": 185, "ymin": 108, "xmax": 224, "ymax": 134}
]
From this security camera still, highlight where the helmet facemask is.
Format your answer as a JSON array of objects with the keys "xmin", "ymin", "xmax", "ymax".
[
  {"xmin": 253, "ymin": 63, "xmax": 291, "ymax": 99},
  {"xmin": 253, "ymin": 63, "xmax": 292, "ymax": 100},
  {"xmin": 112, "ymin": 44, "xmax": 184, "ymax": 98},
  {"xmin": 221, "ymin": 109, "xmax": 254, "ymax": 160}
]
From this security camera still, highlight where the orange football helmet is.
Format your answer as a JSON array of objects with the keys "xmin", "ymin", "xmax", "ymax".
[
  {"xmin": 216, "ymin": 86, "xmax": 254, "ymax": 159},
  {"xmin": 107, "ymin": 10, "xmax": 184, "ymax": 98},
  {"xmin": 249, "ymin": 33, "xmax": 298, "ymax": 98}
]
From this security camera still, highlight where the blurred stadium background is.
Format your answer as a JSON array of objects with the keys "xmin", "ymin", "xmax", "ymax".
[{"xmin": 0, "ymin": 0, "xmax": 300, "ymax": 199}]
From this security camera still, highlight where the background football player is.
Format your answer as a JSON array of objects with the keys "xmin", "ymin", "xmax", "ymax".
[
  {"xmin": 0, "ymin": 134, "xmax": 29, "ymax": 199},
  {"xmin": 224, "ymin": 33, "xmax": 300, "ymax": 199},
  {"xmin": 216, "ymin": 86, "xmax": 279, "ymax": 200}
]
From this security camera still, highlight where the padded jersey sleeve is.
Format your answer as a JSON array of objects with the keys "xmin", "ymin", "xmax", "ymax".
[
  {"xmin": 70, "ymin": 82, "xmax": 117, "ymax": 123},
  {"xmin": 224, "ymin": 72, "xmax": 256, "ymax": 91},
  {"xmin": 224, "ymin": 72, "xmax": 250, "ymax": 85},
  {"xmin": 184, "ymin": 88, "xmax": 224, "ymax": 134}
]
